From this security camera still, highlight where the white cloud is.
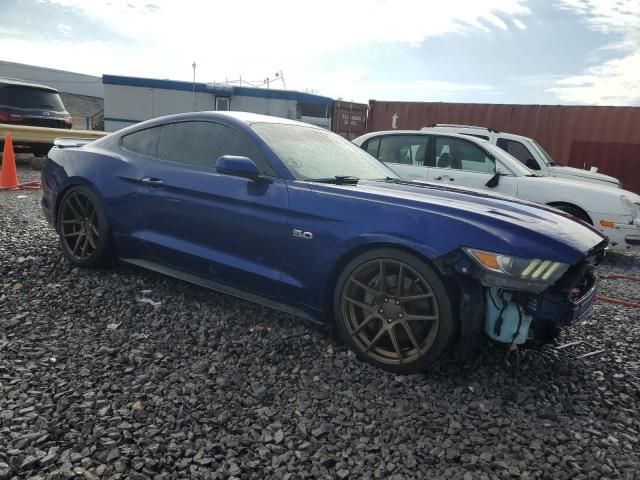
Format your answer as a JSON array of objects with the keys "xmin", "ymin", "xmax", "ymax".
[
  {"xmin": 44, "ymin": 0, "xmax": 530, "ymax": 48},
  {"xmin": 513, "ymin": 18, "xmax": 526, "ymax": 30},
  {"xmin": 56, "ymin": 23, "xmax": 72, "ymax": 36},
  {"xmin": 550, "ymin": 0, "xmax": 640, "ymax": 105},
  {"xmin": 0, "ymin": 0, "xmax": 529, "ymax": 100},
  {"xmin": 484, "ymin": 13, "xmax": 509, "ymax": 31}
]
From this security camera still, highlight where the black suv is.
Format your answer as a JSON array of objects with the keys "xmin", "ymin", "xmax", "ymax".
[
  {"xmin": 0, "ymin": 77, "xmax": 72, "ymax": 130},
  {"xmin": 0, "ymin": 77, "xmax": 73, "ymax": 156}
]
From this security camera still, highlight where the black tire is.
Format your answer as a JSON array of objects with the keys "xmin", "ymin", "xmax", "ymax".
[
  {"xmin": 30, "ymin": 156, "xmax": 45, "ymax": 171},
  {"xmin": 553, "ymin": 204, "xmax": 592, "ymax": 224},
  {"xmin": 333, "ymin": 248, "xmax": 455, "ymax": 373},
  {"xmin": 32, "ymin": 145, "xmax": 51, "ymax": 157},
  {"xmin": 57, "ymin": 186, "xmax": 114, "ymax": 267}
]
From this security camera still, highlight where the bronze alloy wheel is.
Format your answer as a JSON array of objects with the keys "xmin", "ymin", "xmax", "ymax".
[
  {"xmin": 340, "ymin": 258, "xmax": 441, "ymax": 366},
  {"xmin": 59, "ymin": 190, "xmax": 100, "ymax": 261}
]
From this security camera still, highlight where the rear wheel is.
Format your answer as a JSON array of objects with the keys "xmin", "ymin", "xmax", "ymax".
[
  {"xmin": 334, "ymin": 249, "xmax": 455, "ymax": 373},
  {"xmin": 57, "ymin": 186, "xmax": 114, "ymax": 267}
]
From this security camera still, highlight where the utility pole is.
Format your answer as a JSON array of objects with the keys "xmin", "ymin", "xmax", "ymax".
[
  {"xmin": 192, "ymin": 61, "xmax": 196, "ymax": 111},
  {"xmin": 276, "ymin": 70, "xmax": 287, "ymax": 90}
]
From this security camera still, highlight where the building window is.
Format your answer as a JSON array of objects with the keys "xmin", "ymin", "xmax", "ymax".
[
  {"xmin": 298, "ymin": 102, "xmax": 329, "ymax": 118},
  {"xmin": 215, "ymin": 97, "xmax": 230, "ymax": 111}
]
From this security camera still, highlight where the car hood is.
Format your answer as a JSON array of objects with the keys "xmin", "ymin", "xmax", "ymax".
[
  {"xmin": 550, "ymin": 165, "xmax": 619, "ymax": 186},
  {"xmin": 308, "ymin": 179, "xmax": 606, "ymax": 263},
  {"xmin": 515, "ymin": 175, "xmax": 640, "ymax": 215}
]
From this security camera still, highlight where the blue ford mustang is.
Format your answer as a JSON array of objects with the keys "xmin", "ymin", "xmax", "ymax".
[{"xmin": 42, "ymin": 112, "xmax": 607, "ymax": 373}]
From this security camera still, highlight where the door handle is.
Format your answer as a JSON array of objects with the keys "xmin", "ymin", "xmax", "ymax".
[
  {"xmin": 141, "ymin": 177, "xmax": 165, "ymax": 185},
  {"xmin": 434, "ymin": 176, "xmax": 455, "ymax": 181}
]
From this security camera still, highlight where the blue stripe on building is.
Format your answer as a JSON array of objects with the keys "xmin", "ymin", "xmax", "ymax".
[{"xmin": 102, "ymin": 75, "xmax": 333, "ymax": 106}]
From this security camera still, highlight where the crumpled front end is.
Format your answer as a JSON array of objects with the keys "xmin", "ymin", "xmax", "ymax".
[
  {"xmin": 436, "ymin": 240, "xmax": 607, "ymax": 354},
  {"xmin": 483, "ymin": 258, "xmax": 598, "ymax": 344}
]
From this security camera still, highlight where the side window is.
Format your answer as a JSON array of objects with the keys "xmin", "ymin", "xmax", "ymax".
[
  {"xmin": 497, "ymin": 138, "xmax": 539, "ymax": 170},
  {"xmin": 156, "ymin": 121, "xmax": 275, "ymax": 175},
  {"xmin": 363, "ymin": 137, "xmax": 380, "ymax": 157},
  {"xmin": 435, "ymin": 136, "xmax": 495, "ymax": 173},
  {"xmin": 121, "ymin": 126, "xmax": 161, "ymax": 156},
  {"xmin": 377, "ymin": 135, "xmax": 429, "ymax": 166}
]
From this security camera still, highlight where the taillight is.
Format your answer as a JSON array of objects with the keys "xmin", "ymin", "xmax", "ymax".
[{"xmin": 0, "ymin": 112, "xmax": 23, "ymax": 122}]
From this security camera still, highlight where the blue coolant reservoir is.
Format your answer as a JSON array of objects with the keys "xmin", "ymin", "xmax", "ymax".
[{"xmin": 485, "ymin": 288, "xmax": 532, "ymax": 344}]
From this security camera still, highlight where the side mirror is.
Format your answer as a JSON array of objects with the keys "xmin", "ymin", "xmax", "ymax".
[
  {"xmin": 216, "ymin": 155, "xmax": 260, "ymax": 179},
  {"xmin": 485, "ymin": 172, "xmax": 500, "ymax": 188}
]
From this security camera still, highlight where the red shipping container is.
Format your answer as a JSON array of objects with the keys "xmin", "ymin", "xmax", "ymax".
[
  {"xmin": 332, "ymin": 101, "xmax": 368, "ymax": 140},
  {"xmin": 367, "ymin": 101, "xmax": 640, "ymax": 193}
]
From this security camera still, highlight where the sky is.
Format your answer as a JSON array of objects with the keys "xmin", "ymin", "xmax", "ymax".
[{"xmin": 1, "ymin": 0, "xmax": 639, "ymax": 105}]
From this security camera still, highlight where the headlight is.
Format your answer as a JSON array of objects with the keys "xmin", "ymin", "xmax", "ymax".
[
  {"xmin": 621, "ymin": 195, "xmax": 640, "ymax": 217},
  {"xmin": 464, "ymin": 248, "xmax": 570, "ymax": 292}
]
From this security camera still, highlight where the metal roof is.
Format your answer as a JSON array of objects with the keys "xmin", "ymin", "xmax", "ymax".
[
  {"xmin": 0, "ymin": 76, "xmax": 59, "ymax": 92},
  {"xmin": 102, "ymin": 74, "xmax": 334, "ymax": 106}
]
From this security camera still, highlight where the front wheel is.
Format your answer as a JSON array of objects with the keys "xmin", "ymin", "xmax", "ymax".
[
  {"xmin": 57, "ymin": 186, "xmax": 114, "ymax": 267},
  {"xmin": 553, "ymin": 204, "xmax": 592, "ymax": 224},
  {"xmin": 333, "ymin": 249, "xmax": 456, "ymax": 373}
]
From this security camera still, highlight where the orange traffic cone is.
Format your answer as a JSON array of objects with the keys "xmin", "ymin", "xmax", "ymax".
[{"xmin": 0, "ymin": 132, "xmax": 18, "ymax": 189}]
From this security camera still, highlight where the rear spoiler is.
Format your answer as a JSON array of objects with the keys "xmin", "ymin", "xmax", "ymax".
[{"xmin": 53, "ymin": 137, "xmax": 98, "ymax": 149}]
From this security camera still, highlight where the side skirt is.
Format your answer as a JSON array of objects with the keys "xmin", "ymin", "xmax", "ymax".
[{"xmin": 120, "ymin": 257, "xmax": 322, "ymax": 324}]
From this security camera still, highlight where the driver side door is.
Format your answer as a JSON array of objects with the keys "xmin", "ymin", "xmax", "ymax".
[
  {"xmin": 136, "ymin": 120, "xmax": 290, "ymax": 297},
  {"xmin": 427, "ymin": 135, "xmax": 518, "ymax": 196}
]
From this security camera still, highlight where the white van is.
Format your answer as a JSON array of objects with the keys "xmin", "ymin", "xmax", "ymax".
[{"xmin": 421, "ymin": 124, "xmax": 621, "ymax": 189}]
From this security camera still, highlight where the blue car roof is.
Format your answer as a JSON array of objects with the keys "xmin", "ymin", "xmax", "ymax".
[{"xmin": 106, "ymin": 111, "xmax": 321, "ymax": 142}]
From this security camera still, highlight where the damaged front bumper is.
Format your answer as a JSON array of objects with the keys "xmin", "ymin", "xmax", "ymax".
[
  {"xmin": 436, "ymin": 244, "xmax": 604, "ymax": 357},
  {"xmin": 493, "ymin": 264, "xmax": 598, "ymax": 343}
]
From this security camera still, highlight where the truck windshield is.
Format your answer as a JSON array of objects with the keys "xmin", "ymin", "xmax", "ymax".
[
  {"xmin": 531, "ymin": 139, "xmax": 560, "ymax": 166},
  {"xmin": 252, "ymin": 122, "xmax": 400, "ymax": 181}
]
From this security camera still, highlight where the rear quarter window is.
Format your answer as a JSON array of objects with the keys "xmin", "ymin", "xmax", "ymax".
[{"xmin": 121, "ymin": 127, "xmax": 161, "ymax": 157}]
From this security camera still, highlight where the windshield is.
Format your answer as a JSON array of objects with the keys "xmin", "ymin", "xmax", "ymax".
[
  {"xmin": 484, "ymin": 142, "xmax": 536, "ymax": 176},
  {"xmin": 530, "ymin": 139, "xmax": 560, "ymax": 166},
  {"xmin": 0, "ymin": 86, "xmax": 66, "ymax": 111},
  {"xmin": 251, "ymin": 122, "xmax": 400, "ymax": 181}
]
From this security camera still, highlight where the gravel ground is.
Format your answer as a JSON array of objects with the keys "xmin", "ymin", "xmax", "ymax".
[{"xmin": 1, "ymin": 166, "xmax": 639, "ymax": 480}]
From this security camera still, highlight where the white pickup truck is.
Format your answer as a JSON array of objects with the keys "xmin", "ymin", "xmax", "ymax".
[
  {"xmin": 353, "ymin": 130, "xmax": 640, "ymax": 249},
  {"xmin": 421, "ymin": 124, "xmax": 621, "ymax": 189}
]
